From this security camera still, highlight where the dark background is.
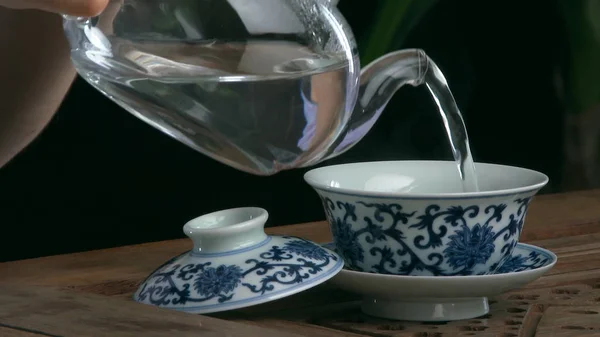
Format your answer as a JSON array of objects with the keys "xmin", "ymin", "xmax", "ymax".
[{"xmin": 0, "ymin": 0, "xmax": 566, "ymax": 262}]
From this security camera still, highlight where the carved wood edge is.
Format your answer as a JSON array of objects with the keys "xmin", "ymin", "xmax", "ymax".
[{"xmin": 0, "ymin": 284, "xmax": 305, "ymax": 337}]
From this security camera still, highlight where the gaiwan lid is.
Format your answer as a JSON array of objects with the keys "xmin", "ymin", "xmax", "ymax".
[{"xmin": 133, "ymin": 207, "xmax": 343, "ymax": 314}]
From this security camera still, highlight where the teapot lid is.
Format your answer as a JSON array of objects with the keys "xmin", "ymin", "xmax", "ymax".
[{"xmin": 133, "ymin": 207, "xmax": 342, "ymax": 314}]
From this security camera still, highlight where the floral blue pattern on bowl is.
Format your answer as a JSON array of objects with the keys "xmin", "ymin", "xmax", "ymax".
[
  {"xmin": 304, "ymin": 161, "xmax": 549, "ymax": 277},
  {"xmin": 133, "ymin": 207, "xmax": 343, "ymax": 314},
  {"xmin": 320, "ymin": 196, "xmax": 531, "ymax": 276}
]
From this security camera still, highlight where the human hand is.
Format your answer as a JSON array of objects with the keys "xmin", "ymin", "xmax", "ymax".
[{"xmin": 0, "ymin": 0, "xmax": 109, "ymax": 16}]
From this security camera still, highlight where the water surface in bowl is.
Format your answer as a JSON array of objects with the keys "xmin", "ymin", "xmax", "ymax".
[{"xmin": 305, "ymin": 161, "xmax": 548, "ymax": 195}]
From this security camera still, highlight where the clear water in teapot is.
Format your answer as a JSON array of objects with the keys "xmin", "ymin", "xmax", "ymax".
[
  {"xmin": 75, "ymin": 39, "xmax": 352, "ymax": 171},
  {"xmin": 73, "ymin": 37, "xmax": 479, "ymax": 192}
]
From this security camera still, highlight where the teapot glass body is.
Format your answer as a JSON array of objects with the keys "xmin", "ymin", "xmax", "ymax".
[{"xmin": 63, "ymin": 0, "xmax": 434, "ymax": 175}]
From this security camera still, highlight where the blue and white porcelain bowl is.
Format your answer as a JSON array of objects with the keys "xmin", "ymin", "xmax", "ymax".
[
  {"xmin": 304, "ymin": 160, "xmax": 549, "ymax": 276},
  {"xmin": 133, "ymin": 207, "xmax": 343, "ymax": 314}
]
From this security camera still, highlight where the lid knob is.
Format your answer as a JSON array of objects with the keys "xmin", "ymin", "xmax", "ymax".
[{"xmin": 183, "ymin": 207, "xmax": 269, "ymax": 255}]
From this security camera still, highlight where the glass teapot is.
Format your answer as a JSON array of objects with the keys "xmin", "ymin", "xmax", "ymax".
[{"xmin": 63, "ymin": 0, "xmax": 466, "ymax": 175}]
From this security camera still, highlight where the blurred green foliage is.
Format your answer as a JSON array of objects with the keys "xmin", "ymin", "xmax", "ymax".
[
  {"xmin": 558, "ymin": 0, "xmax": 600, "ymax": 114},
  {"xmin": 358, "ymin": 0, "xmax": 600, "ymax": 117},
  {"xmin": 358, "ymin": 0, "xmax": 439, "ymax": 64}
]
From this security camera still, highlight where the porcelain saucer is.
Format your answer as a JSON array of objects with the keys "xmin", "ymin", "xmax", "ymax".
[{"xmin": 323, "ymin": 242, "xmax": 557, "ymax": 322}]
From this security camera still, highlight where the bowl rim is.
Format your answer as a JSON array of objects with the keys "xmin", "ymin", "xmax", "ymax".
[{"xmin": 303, "ymin": 160, "xmax": 549, "ymax": 200}]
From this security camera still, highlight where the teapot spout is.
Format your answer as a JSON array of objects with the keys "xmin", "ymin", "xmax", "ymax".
[{"xmin": 314, "ymin": 48, "xmax": 430, "ymax": 162}]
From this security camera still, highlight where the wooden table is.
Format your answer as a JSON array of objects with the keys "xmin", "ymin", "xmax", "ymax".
[{"xmin": 1, "ymin": 189, "xmax": 600, "ymax": 336}]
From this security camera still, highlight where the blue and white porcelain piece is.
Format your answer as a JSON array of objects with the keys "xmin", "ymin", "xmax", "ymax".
[
  {"xmin": 304, "ymin": 161, "xmax": 549, "ymax": 276},
  {"xmin": 324, "ymin": 241, "xmax": 557, "ymax": 321},
  {"xmin": 133, "ymin": 207, "xmax": 343, "ymax": 314}
]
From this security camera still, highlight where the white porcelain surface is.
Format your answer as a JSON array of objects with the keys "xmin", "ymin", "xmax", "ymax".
[
  {"xmin": 325, "ymin": 242, "xmax": 557, "ymax": 321},
  {"xmin": 133, "ymin": 207, "xmax": 343, "ymax": 314},
  {"xmin": 304, "ymin": 161, "xmax": 549, "ymax": 276},
  {"xmin": 304, "ymin": 161, "xmax": 548, "ymax": 198}
]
